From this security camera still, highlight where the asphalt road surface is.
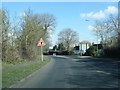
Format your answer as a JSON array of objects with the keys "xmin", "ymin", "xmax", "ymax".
[{"xmin": 11, "ymin": 55, "xmax": 119, "ymax": 88}]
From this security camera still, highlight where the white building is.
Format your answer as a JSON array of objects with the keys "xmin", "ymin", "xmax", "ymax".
[{"xmin": 74, "ymin": 41, "xmax": 91, "ymax": 55}]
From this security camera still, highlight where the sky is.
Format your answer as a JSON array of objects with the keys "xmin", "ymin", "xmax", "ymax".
[
  {"xmin": 2, "ymin": 2, "xmax": 118, "ymax": 47},
  {"xmin": 1, "ymin": 0, "xmax": 119, "ymax": 2}
]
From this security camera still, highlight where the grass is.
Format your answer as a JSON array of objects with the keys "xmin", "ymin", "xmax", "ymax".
[
  {"xmin": 2, "ymin": 59, "xmax": 36, "ymax": 66},
  {"xmin": 2, "ymin": 56, "xmax": 51, "ymax": 88},
  {"xmin": 0, "ymin": 70, "xmax": 2, "ymax": 89},
  {"xmin": 2, "ymin": 55, "xmax": 49, "ymax": 66}
]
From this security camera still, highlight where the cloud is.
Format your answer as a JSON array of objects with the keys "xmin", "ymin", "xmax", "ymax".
[
  {"xmin": 88, "ymin": 25, "xmax": 96, "ymax": 31},
  {"xmin": 80, "ymin": 6, "xmax": 118, "ymax": 19},
  {"xmin": 88, "ymin": 25, "xmax": 106, "ymax": 32},
  {"xmin": 81, "ymin": 11, "xmax": 105, "ymax": 19},
  {"xmin": 105, "ymin": 6, "xmax": 118, "ymax": 14}
]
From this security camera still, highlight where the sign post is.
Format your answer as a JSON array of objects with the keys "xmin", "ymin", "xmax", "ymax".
[
  {"xmin": 41, "ymin": 46, "xmax": 43, "ymax": 62},
  {"xmin": 37, "ymin": 38, "xmax": 46, "ymax": 62}
]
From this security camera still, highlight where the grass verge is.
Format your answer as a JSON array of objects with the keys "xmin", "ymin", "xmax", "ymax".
[
  {"xmin": 2, "ymin": 56, "xmax": 51, "ymax": 88},
  {"xmin": 2, "ymin": 58, "xmax": 37, "ymax": 66}
]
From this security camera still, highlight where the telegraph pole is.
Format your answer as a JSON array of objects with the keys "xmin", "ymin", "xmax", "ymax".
[{"xmin": 97, "ymin": 32, "xmax": 99, "ymax": 56}]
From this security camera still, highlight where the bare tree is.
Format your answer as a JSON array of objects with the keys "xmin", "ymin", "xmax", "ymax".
[
  {"xmin": 108, "ymin": 15, "xmax": 119, "ymax": 36},
  {"xmin": 93, "ymin": 20, "xmax": 107, "ymax": 42},
  {"xmin": 58, "ymin": 28, "xmax": 79, "ymax": 53},
  {"xmin": 92, "ymin": 14, "xmax": 119, "ymax": 47},
  {"xmin": 38, "ymin": 13, "xmax": 56, "ymax": 37},
  {"xmin": 38, "ymin": 13, "xmax": 56, "ymax": 53}
]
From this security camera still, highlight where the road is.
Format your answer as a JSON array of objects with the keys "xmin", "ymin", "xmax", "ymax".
[{"xmin": 11, "ymin": 55, "xmax": 119, "ymax": 88}]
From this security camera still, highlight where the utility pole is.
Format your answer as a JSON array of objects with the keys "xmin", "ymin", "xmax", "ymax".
[{"xmin": 97, "ymin": 32, "xmax": 99, "ymax": 56}]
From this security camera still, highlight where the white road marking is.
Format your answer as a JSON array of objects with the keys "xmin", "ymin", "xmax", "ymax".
[
  {"xmin": 95, "ymin": 70, "xmax": 111, "ymax": 75},
  {"xmin": 55, "ymin": 56, "xmax": 69, "ymax": 59}
]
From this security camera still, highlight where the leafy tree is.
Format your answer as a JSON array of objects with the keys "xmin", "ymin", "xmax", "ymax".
[
  {"xmin": 19, "ymin": 9, "xmax": 56, "ymax": 60},
  {"xmin": 0, "ymin": 10, "xmax": 1, "ymax": 63},
  {"xmin": 1, "ymin": 9, "xmax": 11, "ymax": 61},
  {"xmin": 57, "ymin": 43, "xmax": 65, "ymax": 51},
  {"xmin": 1, "ymin": 8, "xmax": 57, "ymax": 63},
  {"xmin": 53, "ymin": 45, "xmax": 57, "ymax": 50}
]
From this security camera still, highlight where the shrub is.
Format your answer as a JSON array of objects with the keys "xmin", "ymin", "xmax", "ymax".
[{"xmin": 85, "ymin": 46, "xmax": 97, "ymax": 56}]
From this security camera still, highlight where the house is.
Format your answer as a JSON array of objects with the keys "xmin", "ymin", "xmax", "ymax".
[
  {"xmin": 74, "ymin": 46, "xmax": 85, "ymax": 55},
  {"xmin": 74, "ymin": 41, "xmax": 91, "ymax": 55}
]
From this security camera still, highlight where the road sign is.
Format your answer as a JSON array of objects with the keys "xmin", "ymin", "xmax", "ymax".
[
  {"xmin": 37, "ymin": 38, "xmax": 46, "ymax": 46},
  {"xmin": 37, "ymin": 38, "xmax": 46, "ymax": 62}
]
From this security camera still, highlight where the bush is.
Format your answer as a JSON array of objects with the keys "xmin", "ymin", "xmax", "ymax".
[
  {"xmin": 103, "ymin": 46, "xmax": 120, "ymax": 58},
  {"xmin": 85, "ymin": 46, "xmax": 97, "ymax": 56}
]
